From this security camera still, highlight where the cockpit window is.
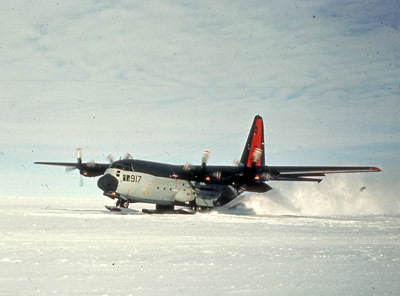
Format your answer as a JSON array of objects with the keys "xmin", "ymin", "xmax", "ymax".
[
  {"xmin": 110, "ymin": 163, "xmax": 121, "ymax": 169},
  {"xmin": 110, "ymin": 162, "xmax": 134, "ymax": 171}
]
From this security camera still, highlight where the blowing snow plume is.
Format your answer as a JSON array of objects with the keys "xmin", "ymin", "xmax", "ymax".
[
  {"xmin": 222, "ymin": 190, "xmax": 301, "ymax": 216},
  {"xmin": 224, "ymin": 174, "xmax": 400, "ymax": 216}
]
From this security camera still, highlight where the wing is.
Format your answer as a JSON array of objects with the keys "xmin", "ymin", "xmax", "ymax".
[
  {"xmin": 34, "ymin": 162, "xmax": 79, "ymax": 167},
  {"xmin": 35, "ymin": 161, "xmax": 109, "ymax": 177},
  {"xmin": 180, "ymin": 165, "xmax": 242, "ymax": 183},
  {"xmin": 266, "ymin": 166, "xmax": 381, "ymax": 183},
  {"xmin": 35, "ymin": 148, "xmax": 110, "ymax": 177}
]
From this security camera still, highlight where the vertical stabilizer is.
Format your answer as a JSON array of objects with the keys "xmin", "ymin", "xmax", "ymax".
[{"xmin": 240, "ymin": 115, "xmax": 265, "ymax": 167}]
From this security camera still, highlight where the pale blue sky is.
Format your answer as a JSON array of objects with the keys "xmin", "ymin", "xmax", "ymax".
[{"xmin": 0, "ymin": 1, "xmax": 399, "ymax": 212}]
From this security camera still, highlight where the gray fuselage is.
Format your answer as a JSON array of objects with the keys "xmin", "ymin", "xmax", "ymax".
[{"xmin": 99, "ymin": 160, "xmax": 240, "ymax": 208}]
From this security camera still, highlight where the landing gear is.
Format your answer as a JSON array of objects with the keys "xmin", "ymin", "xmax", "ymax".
[
  {"xmin": 142, "ymin": 204, "xmax": 174, "ymax": 214},
  {"xmin": 189, "ymin": 201, "xmax": 211, "ymax": 212},
  {"xmin": 116, "ymin": 199, "xmax": 129, "ymax": 208}
]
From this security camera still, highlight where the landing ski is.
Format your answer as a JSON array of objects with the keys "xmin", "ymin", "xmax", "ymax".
[
  {"xmin": 142, "ymin": 208, "xmax": 196, "ymax": 215},
  {"xmin": 105, "ymin": 205, "xmax": 141, "ymax": 214}
]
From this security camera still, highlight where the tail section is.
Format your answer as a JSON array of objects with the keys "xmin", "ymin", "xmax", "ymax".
[{"xmin": 240, "ymin": 115, "xmax": 265, "ymax": 167}]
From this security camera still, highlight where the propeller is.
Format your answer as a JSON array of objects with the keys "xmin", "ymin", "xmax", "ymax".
[
  {"xmin": 36, "ymin": 148, "xmax": 109, "ymax": 184},
  {"xmin": 65, "ymin": 148, "xmax": 82, "ymax": 173},
  {"xmin": 183, "ymin": 150, "xmax": 212, "ymax": 183},
  {"xmin": 201, "ymin": 150, "xmax": 212, "ymax": 182},
  {"xmin": 68, "ymin": 148, "xmax": 108, "ymax": 178},
  {"xmin": 107, "ymin": 152, "xmax": 132, "ymax": 162},
  {"xmin": 63, "ymin": 148, "xmax": 85, "ymax": 186}
]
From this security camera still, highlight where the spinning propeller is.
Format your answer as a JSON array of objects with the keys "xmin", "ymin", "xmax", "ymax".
[
  {"xmin": 183, "ymin": 149, "xmax": 221, "ymax": 183},
  {"xmin": 107, "ymin": 153, "xmax": 132, "ymax": 163},
  {"xmin": 35, "ymin": 148, "xmax": 110, "ymax": 181}
]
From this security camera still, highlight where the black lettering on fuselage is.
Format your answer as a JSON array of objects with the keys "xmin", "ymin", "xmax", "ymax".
[
  {"xmin": 123, "ymin": 174, "xmax": 142, "ymax": 183},
  {"xmin": 131, "ymin": 175, "xmax": 142, "ymax": 183}
]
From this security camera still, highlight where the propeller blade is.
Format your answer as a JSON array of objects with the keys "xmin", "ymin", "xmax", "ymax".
[
  {"xmin": 79, "ymin": 175, "xmax": 84, "ymax": 187},
  {"xmin": 183, "ymin": 162, "xmax": 190, "ymax": 171},
  {"xmin": 65, "ymin": 166, "xmax": 76, "ymax": 173},
  {"xmin": 212, "ymin": 171, "xmax": 222, "ymax": 180},
  {"xmin": 107, "ymin": 154, "xmax": 114, "ymax": 163},
  {"xmin": 252, "ymin": 147, "xmax": 262, "ymax": 164},
  {"xmin": 124, "ymin": 153, "xmax": 132, "ymax": 160},
  {"xmin": 202, "ymin": 149, "xmax": 210, "ymax": 168},
  {"xmin": 87, "ymin": 160, "xmax": 96, "ymax": 167},
  {"xmin": 76, "ymin": 148, "xmax": 82, "ymax": 164}
]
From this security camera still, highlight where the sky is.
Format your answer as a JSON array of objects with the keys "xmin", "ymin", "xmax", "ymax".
[{"xmin": 0, "ymin": 1, "xmax": 399, "ymax": 212}]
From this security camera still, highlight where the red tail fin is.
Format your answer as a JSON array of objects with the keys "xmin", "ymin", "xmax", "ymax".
[{"xmin": 240, "ymin": 115, "xmax": 265, "ymax": 167}]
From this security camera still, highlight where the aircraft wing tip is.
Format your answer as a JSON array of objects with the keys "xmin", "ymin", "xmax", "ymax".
[{"xmin": 369, "ymin": 167, "xmax": 381, "ymax": 172}]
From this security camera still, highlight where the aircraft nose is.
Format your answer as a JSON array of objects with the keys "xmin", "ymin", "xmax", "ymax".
[{"xmin": 97, "ymin": 174, "xmax": 118, "ymax": 192}]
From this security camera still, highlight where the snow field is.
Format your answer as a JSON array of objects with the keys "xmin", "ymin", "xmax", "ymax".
[{"xmin": 0, "ymin": 197, "xmax": 399, "ymax": 295}]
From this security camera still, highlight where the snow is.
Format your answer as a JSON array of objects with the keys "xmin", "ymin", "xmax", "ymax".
[{"xmin": 0, "ymin": 196, "xmax": 399, "ymax": 295}]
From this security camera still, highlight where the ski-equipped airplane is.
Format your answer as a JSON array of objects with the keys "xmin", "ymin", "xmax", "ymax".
[{"xmin": 35, "ymin": 115, "xmax": 381, "ymax": 214}]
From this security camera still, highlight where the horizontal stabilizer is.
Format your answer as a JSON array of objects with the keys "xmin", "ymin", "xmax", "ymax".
[
  {"xmin": 272, "ymin": 176, "xmax": 323, "ymax": 183},
  {"xmin": 267, "ymin": 166, "xmax": 381, "ymax": 174},
  {"xmin": 265, "ymin": 166, "xmax": 380, "ymax": 184},
  {"xmin": 278, "ymin": 173, "xmax": 326, "ymax": 177}
]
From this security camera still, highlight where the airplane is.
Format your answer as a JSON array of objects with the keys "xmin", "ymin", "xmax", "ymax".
[{"xmin": 35, "ymin": 115, "xmax": 381, "ymax": 214}]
